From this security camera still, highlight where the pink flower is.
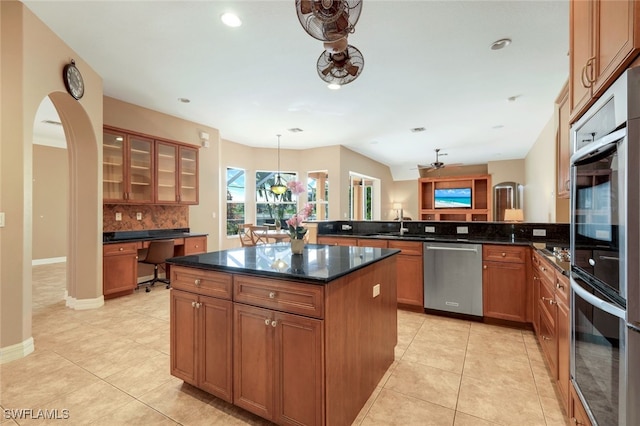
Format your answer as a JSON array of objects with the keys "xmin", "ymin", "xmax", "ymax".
[{"xmin": 287, "ymin": 180, "xmax": 306, "ymax": 195}]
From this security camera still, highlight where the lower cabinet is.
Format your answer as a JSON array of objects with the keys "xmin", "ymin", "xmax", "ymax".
[
  {"xmin": 170, "ymin": 289, "xmax": 233, "ymax": 402},
  {"xmin": 233, "ymin": 303, "xmax": 324, "ymax": 425},
  {"xmin": 482, "ymin": 245, "xmax": 529, "ymax": 323},
  {"xmin": 388, "ymin": 240, "xmax": 424, "ymax": 308},
  {"xmin": 316, "ymin": 236, "xmax": 357, "ymax": 246},
  {"xmin": 557, "ymin": 295, "xmax": 570, "ymax": 410},
  {"xmin": 570, "ymin": 381, "xmax": 593, "ymax": 426},
  {"xmin": 103, "ymin": 242, "xmax": 138, "ymax": 296}
]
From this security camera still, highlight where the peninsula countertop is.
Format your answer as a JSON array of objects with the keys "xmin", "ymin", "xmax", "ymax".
[{"xmin": 166, "ymin": 243, "xmax": 400, "ymax": 285}]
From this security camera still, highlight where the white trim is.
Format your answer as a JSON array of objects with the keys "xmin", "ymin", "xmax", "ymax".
[
  {"xmin": 32, "ymin": 256, "xmax": 66, "ymax": 266},
  {"xmin": 0, "ymin": 337, "xmax": 34, "ymax": 364},
  {"xmin": 65, "ymin": 291, "xmax": 104, "ymax": 310}
]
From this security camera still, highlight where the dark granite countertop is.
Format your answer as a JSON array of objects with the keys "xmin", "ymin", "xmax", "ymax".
[
  {"xmin": 532, "ymin": 244, "xmax": 571, "ymax": 276},
  {"xmin": 338, "ymin": 233, "xmax": 534, "ymax": 247},
  {"xmin": 166, "ymin": 244, "xmax": 400, "ymax": 285},
  {"xmin": 103, "ymin": 228, "xmax": 208, "ymax": 244}
]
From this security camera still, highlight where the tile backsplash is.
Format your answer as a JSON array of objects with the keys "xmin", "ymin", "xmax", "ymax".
[{"xmin": 103, "ymin": 204, "xmax": 188, "ymax": 232}]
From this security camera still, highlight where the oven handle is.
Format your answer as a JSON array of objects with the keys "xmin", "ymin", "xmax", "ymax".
[
  {"xmin": 570, "ymin": 127, "xmax": 626, "ymax": 164},
  {"xmin": 571, "ymin": 277, "xmax": 626, "ymax": 319}
]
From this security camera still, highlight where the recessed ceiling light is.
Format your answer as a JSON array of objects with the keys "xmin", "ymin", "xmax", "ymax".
[
  {"xmin": 327, "ymin": 83, "xmax": 341, "ymax": 90},
  {"xmin": 178, "ymin": 98, "xmax": 191, "ymax": 103},
  {"xmin": 410, "ymin": 127, "xmax": 426, "ymax": 133},
  {"xmin": 490, "ymin": 38, "xmax": 512, "ymax": 50},
  {"xmin": 221, "ymin": 12, "xmax": 242, "ymax": 28}
]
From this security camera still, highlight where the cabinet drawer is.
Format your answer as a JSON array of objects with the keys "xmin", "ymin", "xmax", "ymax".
[
  {"xmin": 482, "ymin": 245, "xmax": 527, "ymax": 263},
  {"xmin": 357, "ymin": 238, "xmax": 388, "ymax": 248},
  {"xmin": 555, "ymin": 272, "xmax": 570, "ymax": 305},
  {"xmin": 185, "ymin": 236, "xmax": 207, "ymax": 254},
  {"xmin": 533, "ymin": 251, "xmax": 555, "ymax": 284},
  {"xmin": 539, "ymin": 277, "xmax": 557, "ymax": 329},
  {"xmin": 538, "ymin": 304, "xmax": 557, "ymax": 374},
  {"xmin": 233, "ymin": 275, "xmax": 324, "ymax": 319},
  {"xmin": 103, "ymin": 242, "xmax": 138, "ymax": 256},
  {"xmin": 171, "ymin": 266, "xmax": 232, "ymax": 299},
  {"xmin": 388, "ymin": 240, "xmax": 423, "ymax": 256}
]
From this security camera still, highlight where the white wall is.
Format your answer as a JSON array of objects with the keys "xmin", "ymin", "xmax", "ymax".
[{"xmin": 524, "ymin": 115, "xmax": 557, "ymax": 222}]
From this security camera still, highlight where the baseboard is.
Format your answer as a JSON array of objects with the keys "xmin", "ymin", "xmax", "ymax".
[
  {"xmin": 32, "ymin": 256, "xmax": 66, "ymax": 266},
  {"xmin": 64, "ymin": 291, "xmax": 104, "ymax": 310},
  {"xmin": 0, "ymin": 337, "xmax": 34, "ymax": 364}
]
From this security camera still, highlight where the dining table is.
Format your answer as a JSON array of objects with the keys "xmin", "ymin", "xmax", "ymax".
[{"xmin": 252, "ymin": 228, "xmax": 291, "ymax": 244}]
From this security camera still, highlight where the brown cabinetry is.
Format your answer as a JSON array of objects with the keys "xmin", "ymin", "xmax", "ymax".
[
  {"xmin": 389, "ymin": 240, "xmax": 424, "ymax": 309},
  {"xmin": 233, "ymin": 302, "xmax": 324, "ymax": 425},
  {"xmin": 103, "ymin": 242, "xmax": 138, "ymax": 296},
  {"xmin": 570, "ymin": 381, "xmax": 593, "ymax": 426},
  {"xmin": 418, "ymin": 174, "xmax": 491, "ymax": 221},
  {"xmin": 482, "ymin": 245, "xmax": 528, "ymax": 323},
  {"xmin": 170, "ymin": 289, "xmax": 233, "ymax": 402},
  {"xmin": 316, "ymin": 236, "xmax": 357, "ymax": 246},
  {"xmin": 103, "ymin": 126, "xmax": 199, "ymax": 205},
  {"xmin": 569, "ymin": 0, "xmax": 640, "ymax": 120},
  {"xmin": 556, "ymin": 81, "xmax": 571, "ymax": 198}
]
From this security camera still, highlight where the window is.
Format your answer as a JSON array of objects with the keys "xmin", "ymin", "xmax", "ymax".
[
  {"xmin": 349, "ymin": 172, "xmax": 379, "ymax": 220},
  {"xmin": 255, "ymin": 171, "xmax": 298, "ymax": 226},
  {"xmin": 226, "ymin": 167, "xmax": 245, "ymax": 236},
  {"xmin": 307, "ymin": 171, "xmax": 329, "ymax": 220}
]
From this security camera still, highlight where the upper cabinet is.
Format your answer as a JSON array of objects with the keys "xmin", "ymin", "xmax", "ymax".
[
  {"xmin": 569, "ymin": 0, "xmax": 640, "ymax": 121},
  {"xmin": 103, "ymin": 127, "xmax": 199, "ymax": 205},
  {"xmin": 556, "ymin": 81, "xmax": 571, "ymax": 199}
]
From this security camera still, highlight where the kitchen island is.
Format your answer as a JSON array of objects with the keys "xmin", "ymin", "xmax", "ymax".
[{"xmin": 166, "ymin": 244, "xmax": 399, "ymax": 426}]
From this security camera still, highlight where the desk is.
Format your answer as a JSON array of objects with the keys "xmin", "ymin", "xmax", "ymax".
[
  {"xmin": 103, "ymin": 234, "xmax": 207, "ymax": 298},
  {"xmin": 252, "ymin": 229, "xmax": 291, "ymax": 244}
]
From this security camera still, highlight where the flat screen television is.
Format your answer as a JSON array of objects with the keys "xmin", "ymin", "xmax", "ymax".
[{"xmin": 434, "ymin": 188, "xmax": 472, "ymax": 208}]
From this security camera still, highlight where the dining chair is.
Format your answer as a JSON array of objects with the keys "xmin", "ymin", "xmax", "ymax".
[
  {"xmin": 238, "ymin": 224, "xmax": 256, "ymax": 247},
  {"xmin": 250, "ymin": 225, "xmax": 273, "ymax": 245}
]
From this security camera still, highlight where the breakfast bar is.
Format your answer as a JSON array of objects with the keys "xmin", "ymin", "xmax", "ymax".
[{"xmin": 167, "ymin": 244, "xmax": 399, "ymax": 426}]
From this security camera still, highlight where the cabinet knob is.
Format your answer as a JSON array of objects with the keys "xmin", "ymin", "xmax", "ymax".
[
  {"xmin": 194, "ymin": 279, "xmax": 201, "ymax": 286},
  {"xmin": 192, "ymin": 301, "xmax": 196, "ymax": 308},
  {"xmin": 271, "ymin": 320, "xmax": 278, "ymax": 327},
  {"xmin": 571, "ymin": 417, "xmax": 584, "ymax": 425},
  {"xmin": 556, "ymin": 282, "xmax": 565, "ymax": 290},
  {"xmin": 542, "ymin": 336, "xmax": 551, "ymax": 341},
  {"xmin": 533, "ymin": 276, "xmax": 539, "ymax": 281},
  {"xmin": 483, "ymin": 265, "xmax": 487, "ymax": 270},
  {"xmin": 269, "ymin": 291, "xmax": 276, "ymax": 299},
  {"xmin": 264, "ymin": 318, "xmax": 271, "ymax": 326},
  {"xmin": 541, "ymin": 266, "xmax": 546, "ymax": 272},
  {"xmin": 119, "ymin": 247, "xmax": 124, "ymax": 251},
  {"xmin": 501, "ymin": 252, "xmax": 506, "ymax": 257},
  {"xmin": 194, "ymin": 245, "xmax": 199, "ymax": 248}
]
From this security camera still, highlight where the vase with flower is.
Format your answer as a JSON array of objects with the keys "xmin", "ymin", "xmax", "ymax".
[{"xmin": 284, "ymin": 181, "xmax": 312, "ymax": 255}]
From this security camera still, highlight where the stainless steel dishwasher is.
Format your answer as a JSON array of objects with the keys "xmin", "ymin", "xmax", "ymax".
[{"xmin": 423, "ymin": 242, "xmax": 483, "ymax": 317}]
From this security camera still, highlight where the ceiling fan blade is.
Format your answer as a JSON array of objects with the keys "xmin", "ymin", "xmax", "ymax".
[
  {"xmin": 300, "ymin": 0, "xmax": 313, "ymax": 15},
  {"xmin": 417, "ymin": 164, "xmax": 432, "ymax": 169},
  {"xmin": 334, "ymin": 11, "xmax": 350, "ymax": 33},
  {"xmin": 321, "ymin": 63, "xmax": 335, "ymax": 76},
  {"xmin": 345, "ymin": 62, "xmax": 359, "ymax": 76}
]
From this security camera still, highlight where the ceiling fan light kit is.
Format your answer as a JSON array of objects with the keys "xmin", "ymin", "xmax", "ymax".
[{"xmin": 295, "ymin": 0, "xmax": 365, "ymax": 85}]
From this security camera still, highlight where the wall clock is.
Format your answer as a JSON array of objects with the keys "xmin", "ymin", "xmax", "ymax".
[{"xmin": 63, "ymin": 59, "xmax": 84, "ymax": 100}]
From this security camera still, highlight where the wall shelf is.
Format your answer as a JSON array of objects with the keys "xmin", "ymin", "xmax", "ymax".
[{"xmin": 418, "ymin": 174, "xmax": 492, "ymax": 221}]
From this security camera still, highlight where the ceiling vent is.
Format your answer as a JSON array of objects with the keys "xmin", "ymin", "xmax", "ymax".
[{"xmin": 288, "ymin": 128, "xmax": 304, "ymax": 133}]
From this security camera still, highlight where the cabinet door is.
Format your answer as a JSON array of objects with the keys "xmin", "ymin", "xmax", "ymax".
[
  {"xmin": 357, "ymin": 238, "xmax": 388, "ymax": 248},
  {"xmin": 482, "ymin": 261, "xmax": 527, "ymax": 322},
  {"xmin": 234, "ymin": 303, "xmax": 275, "ymax": 421},
  {"xmin": 103, "ymin": 244, "xmax": 138, "ymax": 296},
  {"xmin": 532, "ymin": 272, "xmax": 541, "ymax": 333},
  {"xmin": 592, "ymin": 0, "xmax": 640, "ymax": 96},
  {"xmin": 317, "ymin": 236, "xmax": 357, "ymax": 246},
  {"xmin": 103, "ymin": 129, "xmax": 126, "ymax": 202},
  {"xmin": 179, "ymin": 146, "xmax": 198, "ymax": 204},
  {"xmin": 156, "ymin": 141, "xmax": 178, "ymax": 203},
  {"xmin": 127, "ymin": 136, "xmax": 154, "ymax": 203},
  {"xmin": 274, "ymin": 311, "xmax": 324, "ymax": 426},
  {"xmin": 557, "ymin": 83, "xmax": 571, "ymax": 198},
  {"xmin": 170, "ymin": 289, "xmax": 198, "ymax": 385},
  {"xmin": 570, "ymin": 382, "xmax": 593, "ymax": 426},
  {"xmin": 569, "ymin": 0, "xmax": 594, "ymax": 117},
  {"xmin": 557, "ymin": 298, "xmax": 570, "ymax": 412},
  {"xmin": 199, "ymin": 295, "xmax": 233, "ymax": 402},
  {"xmin": 396, "ymin": 254, "xmax": 424, "ymax": 307}
]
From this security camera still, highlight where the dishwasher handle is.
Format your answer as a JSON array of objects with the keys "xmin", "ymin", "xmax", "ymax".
[{"xmin": 425, "ymin": 246, "xmax": 478, "ymax": 253}]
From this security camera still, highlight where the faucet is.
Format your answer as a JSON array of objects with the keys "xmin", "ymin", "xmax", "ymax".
[{"xmin": 399, "ymin": 209, "xmax": 409, "ymax": 236}]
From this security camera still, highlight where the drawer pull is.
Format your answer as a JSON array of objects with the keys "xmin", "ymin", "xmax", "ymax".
[
  {"xmin": 556, "ymin": 282, "xmax": 565, "ymax": 290},
  {"xmin": 192, "ymin": 301, "xmax": 196, "ymax": 308},
  {"xmin": 195, "ymin": 245, "xmax": 199, "ymax": 248},
  {"xmin": 271, "ymin": 320, "xmax": 278, "ymax": 327},
  {"xmin": 264, "ymin": 318, "xmax": 271, "ymax": 326},
  {"xmin": 542, "ymin": 336, "xmax": 551, "ymax": 341},
  {"xmin": 571, "ymin": 417, "xmax": 585, "ymax": 425},
  {"xmin": 269, "ymin": 291, "xmax": 276, "ymax": 299},
  {"xmin": 533, "ymin": 276, "xmax": 539, "ymax": 281},
  {"xmin": 119, "ymin": 247, "xmax": 124, "ymax": 251},
  {"xmin": 194, "ymin": 279, "xmax": 201, "ymax": 286},
  {"xmin": 501, "ymin": 252, "xmax": 506, "ymax": 257},
  {"xmin": 540, "ymin": 266, "xmax": 546, "ymax": 272}
]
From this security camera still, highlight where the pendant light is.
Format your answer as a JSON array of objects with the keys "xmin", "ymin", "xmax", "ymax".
[{"xmin": 270, "ymin": 134, "xmax": 288, "ymax": 195}]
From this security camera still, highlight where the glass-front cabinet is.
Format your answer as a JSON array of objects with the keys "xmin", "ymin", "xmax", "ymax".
[
  {"xmin": 103, "ymin": 127, "xmax": 199, "ymax": 205},
  {"xmin": 156, "ymin": 142, "xmax": 178, "ymax": 203},
  {"xmin": 179, "ymin": 146, "xmax": 198, "ymax": 204},
  {"xmin": 102, "ymin": 130, "xmax": 153, "ymax": 203}
]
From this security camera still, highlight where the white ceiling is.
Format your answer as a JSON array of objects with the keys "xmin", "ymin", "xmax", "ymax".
[{"xmin": 24, "ymin": 0, "xmax": 569, "ymax": 180}]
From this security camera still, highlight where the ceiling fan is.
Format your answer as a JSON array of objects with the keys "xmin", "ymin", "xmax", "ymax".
[
  {"xmin": 417, "ymin": 149, "xmax": 463, "ymax": 175},
  {"xmin": 295, "ymin": 0, "xmax": 363, "ymax": 43},
  {"xmin": 316, "ymin": 45, "xmax": 364, "ymax": 85}
]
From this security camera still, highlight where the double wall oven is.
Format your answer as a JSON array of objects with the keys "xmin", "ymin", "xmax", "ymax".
[{"xmin": 570, "ymin": 67, "xmax": 640, "ymax": 426}]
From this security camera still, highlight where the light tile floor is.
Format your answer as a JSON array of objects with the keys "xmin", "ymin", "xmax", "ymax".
[{"xmin": 0, "ymin": 263, "xmax": 569, "ymax": 425}]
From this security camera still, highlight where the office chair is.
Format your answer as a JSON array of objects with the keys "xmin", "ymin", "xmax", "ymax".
[{"xmin": 137, "ymin": 239, "xmax": 175, "ymax": 292}]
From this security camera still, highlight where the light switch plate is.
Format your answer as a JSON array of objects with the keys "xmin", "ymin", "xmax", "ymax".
[
  {"xmin": 425, "ymin": 226, "xmax": 436, "ymax": 233},
  {"xmin": 136, "ymin": 212, "xmax": 142, "ymax": 220},
  {"xmin": 115, "ymin": 212, "xmax": 122, "ymax": 221},
  {"xmin": 532, "ymin": 229, "xmax": 546, "ymax": 237},
  {"xmin": 0, "ymin": 212, "xmax": 5, "ymax": 227},
  {"xmin": 373, "ymin": 284, "xmax": 380, "ymax": 298}
]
